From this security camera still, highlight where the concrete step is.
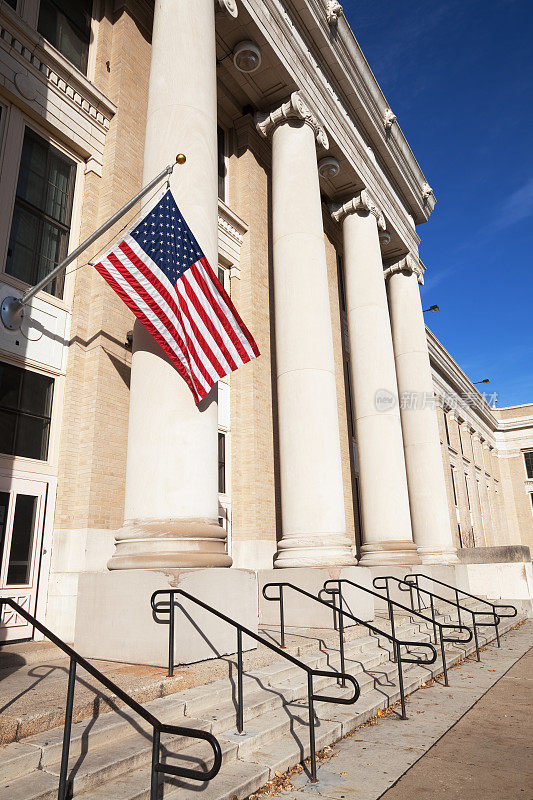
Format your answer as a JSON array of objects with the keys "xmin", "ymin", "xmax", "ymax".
[{"xmin": 1, "ymin": 609, "xmax": 525, "ymax": 800}]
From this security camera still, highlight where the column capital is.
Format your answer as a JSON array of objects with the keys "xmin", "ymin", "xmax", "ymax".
[
  {"xmin": 330, "ymin": 191, "xmax": 386, "ymax": 230},
  {"xmin": 472, "ymin": 432, "xmax": 482, "ymax": 443},
  {"xmin": 383, "ymin": 254, "xmax": 425, "ymax": 285},
  {"xmin": 255, "ymin": 92, "xmax": 329, "ymax": 149}
]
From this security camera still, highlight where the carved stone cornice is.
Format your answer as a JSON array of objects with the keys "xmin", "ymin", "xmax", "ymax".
[
  {"xmin": 330, "ymin": 191, "xmax": 386, "ymax": 230},
  {"xmin": 326, "ymin": 1, "xmax": 343, "ymax": 24},
  {"xmin": 216, "ymin": 0, "xmax": 238, "ymax": 16},
  {"xmin": 383, "ymin": 254, "xmax": 425, "ymax": 285},
  {"xmin": 383, "ymin": 108, "xmax": 397, "ymax": 130},
  {"xmin": 255, "ymin": 92, "xmax": 329, "ymax": 149}
]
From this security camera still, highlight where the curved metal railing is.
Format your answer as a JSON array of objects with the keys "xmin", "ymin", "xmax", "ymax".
[
  {"xmin": 262, "ymin": 581, "xmax": 437, "ymax": 720},
  {"xmin": 405, "ymin": 573, "xmax": 517, "ymax": 648},
  {"xmin": 0, "ymin": 598, "xmax": 222, "ymax": 800},
  {"xmin": 151, "ymin": 588, "xmax": 360, "ymax": 782},
  {"xmin": 322, "ymin": 577, "xmax": 472, "ymax": 687}
]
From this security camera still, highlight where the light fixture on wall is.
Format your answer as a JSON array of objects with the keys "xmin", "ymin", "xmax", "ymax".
[
  {"xmin": 423, "ymin": 304, "xmax": 439, "ymax": 313},
  {"xmin": 233, "ymin": 41, "xmax": 262, "ymax": 73},
  {"xmin": 378, "ymin": 230, "xmax": 391, "ymax": 246},
  {"xmin": 318, "ymin": 157, "xmax": 340, "ymax": 179}
]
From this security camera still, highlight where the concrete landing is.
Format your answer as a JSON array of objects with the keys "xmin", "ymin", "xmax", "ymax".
[{"xmin": 278, "ymin": 621, "xmax": 533, "ymax": 800}]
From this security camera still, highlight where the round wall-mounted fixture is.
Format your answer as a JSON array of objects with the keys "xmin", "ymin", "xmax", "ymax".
[
  {"xmin": 318, "ymin": 157, "xmax": 340, "ymax": 179},
  {"xmin": 378, "ymin": 230, "xmax": 391, "ymax": 247},
  {"xmin": 233, "ymin": 41, "xmax": 262, "ymax": 73}
]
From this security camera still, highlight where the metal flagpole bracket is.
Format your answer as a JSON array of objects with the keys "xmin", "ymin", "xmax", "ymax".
[
  {"xmin": 0, "ymin": 155, "xmax": 187, "ymax": 332},
  {"xmin": 1, "ymin": 296, "xmax": 24, "ymax": 331}
]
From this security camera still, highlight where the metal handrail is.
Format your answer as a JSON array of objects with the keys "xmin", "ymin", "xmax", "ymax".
[
  {"xmin": 150, "ymin": 589, "xmax": 360, "ymax": 782},
  {"xmin": 262, "ymin": 582, "xmax": 437, "ymax": 720},
  {"xmin": 322, "ymin": 578, "xmax": 472, "ymax": 687},
  {"xmin": 405, "ymin": 573, "xmax": 517, "ymax": 649},
  {"xmin": 0, "ymin": 598, "xmax": 222, "ymax": 800},
  {"xmin": 373, "ymin": 575, "xmax": 508, "ymax": 661}
]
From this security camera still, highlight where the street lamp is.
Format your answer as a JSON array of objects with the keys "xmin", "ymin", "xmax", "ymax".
[
  {"xmin": 473, "ymin": 379, "xmax": 490, "ymax": 385},
  {"xmin": 423, "ymin": 304, "xmax": 439, "ymax": 313}
]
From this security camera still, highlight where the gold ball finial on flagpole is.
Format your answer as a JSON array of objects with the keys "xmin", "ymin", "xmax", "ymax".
[{"xmin": 176, "ymin": 154, "xmax": 186, "ymax": 164}]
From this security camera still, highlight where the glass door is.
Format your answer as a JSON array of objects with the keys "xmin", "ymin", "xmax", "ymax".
[{"xmin": 0, "ymin": 477, "xmax": 48, "ymax": 641}]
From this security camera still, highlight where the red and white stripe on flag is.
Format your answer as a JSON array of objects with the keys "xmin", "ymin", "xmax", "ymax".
[{"xmin": 93, "ymin": 232, "xmax": 259, "ymax": 403}]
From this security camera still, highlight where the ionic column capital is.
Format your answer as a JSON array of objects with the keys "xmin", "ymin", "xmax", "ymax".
[
  {"xmin": 255, "ymin": 92, "xmax": 329, "ymax": 149},
  {"xmin": 216, "ymin": 0, "xmax": 238, "ymax": 17},
  {"xmin": 330, "ymin": 191, "xmax": 386, "ymax": 231},
  {"xmin": 383, "ymin": 254, "xmax": 425, "ymax": 285}
]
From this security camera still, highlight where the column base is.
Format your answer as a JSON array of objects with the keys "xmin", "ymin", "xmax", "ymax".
[
  {"xmin": 358, "ymin": 540, "xmax": 421, "ymax": 566},
  {"xmin": 74, "ymin": 568, "xmax": 257, "ymax": 666},
  {"xmin": 108, "ymin": 518, "xmax": 232, "ymax": 570},
  {"xmin": 273, "ymin": 534, "xmax": 357, "ymax": 568},
  {"xmin": 417, "ymin": 545, "xmax": 458, "ymax": 565}
]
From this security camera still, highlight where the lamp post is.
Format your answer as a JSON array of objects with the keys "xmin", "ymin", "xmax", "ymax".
[{"xmin": 423, "ymin": 304, "xmax": 439, "ymax": 313}]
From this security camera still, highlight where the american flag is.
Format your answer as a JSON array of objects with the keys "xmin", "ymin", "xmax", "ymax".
[{"xmin": 94, "ymin": 190, "xmax": 259, "ymax": 403}]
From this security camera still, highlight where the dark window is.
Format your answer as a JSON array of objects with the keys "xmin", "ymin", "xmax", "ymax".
[
  {"xmin": 337, "ymin": 253, "xmax": 346, "ymax": 313},
  {"xmin": 465, "ymin": 477, "xmax": 471, "ymax": 510},
  {"xmin": 524, "ymin": 451, "xmax": 533, "ymax": 479},
  {"xmin": 530, "ymin": 493, "xmax": 533, "ymax": 512},
  {"xmin": 217, "ymin": 126, "xmax": 226, "ymax": 202},
  {"xmin": 6, "ymin": 128, "xmax": 76, "ymax": 298},
  {"xmin": 5, "ymin": 0, "xmax": 17, "ymax": 9},
  {"xmin": 38, "ymin": 0, "xmax": 93, "ymax": 74},
  {"xmin": 443, "ymin": 412, "xmax": 450, "ymax": 446},
  {"xmin": 0, "ymin": 362, "xmax": 54, "ymax": 460},
  {"xmin": 457, "ymin": 523, "xmax": 463, "ymax": 548},
  {"xmin": 6, "ymin": 494, "xmax": 38, "ymax": 585},
  {"xmin": 218, "ymin": 432, "xmax": 226, "ymax": 494},
  {"xmin": 345, "ymin": 362, "xmax": 355, "ymax": 440},
  {"xmin": 450, "ymin": 468, "xmax": 457, "ymax": 506}
]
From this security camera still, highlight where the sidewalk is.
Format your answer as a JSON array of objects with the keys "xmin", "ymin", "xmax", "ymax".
[{"xmin": 279, "ymin": 621, "xmax": 533, "ymax": 800}]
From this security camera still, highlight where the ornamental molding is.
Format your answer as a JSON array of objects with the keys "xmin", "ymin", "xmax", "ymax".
[
  {"xmin": 216, "ymin": 0, "xmax": 238, "ymax": 17},
  {"xmin": 0, "ymin": 13, "xmax": 115, "ymax": 131},
  {"xmin": 383, "ymin": 254, "xmax": 425, "ymax": 285},
  {"xmin": 330, "ymin": 191, "xmax": 386, "ymax": 230},
  {"xmin": 255, "ymin": 92, "xmax": 329, "ymax": 149},
  {"xmin": 326, "ymin": 1, "xmax": 343, "ymax": 24},
  {"xmin": 383, "ymin": 108, "xmax": 397, "ymax": 130},
  {"xmin": 422, "ymin": 182, "xmax": 434, "ymax": 201}
]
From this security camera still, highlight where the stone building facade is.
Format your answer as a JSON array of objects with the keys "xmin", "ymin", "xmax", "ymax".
[{"xmin": 0, "ymin": 0, "xmax": 531, "ymax": 644}]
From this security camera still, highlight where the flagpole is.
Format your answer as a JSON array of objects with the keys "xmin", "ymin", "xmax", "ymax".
[{"xmin": 0, "ymin": 154, "xmax": 187, "ymax": 331}]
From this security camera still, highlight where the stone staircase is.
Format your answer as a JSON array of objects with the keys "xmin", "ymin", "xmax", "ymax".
[{"xmin": 0, "ymin": 597, "xmax": 524, "ymax": 800}]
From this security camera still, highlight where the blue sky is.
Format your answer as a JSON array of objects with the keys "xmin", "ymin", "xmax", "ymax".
[{"xmin": 342, "ymin": 0, "xmax": 533, "ymax": 407}]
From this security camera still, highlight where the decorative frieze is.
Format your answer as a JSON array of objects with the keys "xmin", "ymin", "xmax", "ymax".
[
  {"xmin": 255, "ymin": 92, "xmax": 329, "ymax": 149},
  {"xmin": 330, "ymin": 191, "xmax": 386, "ymax": 231},
  {"xmin": 383, "ymin": 254, "xmax": 426, "ymax": 285}
]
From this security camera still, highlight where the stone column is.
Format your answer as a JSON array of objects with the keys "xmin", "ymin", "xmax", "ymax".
[
  {"xmin": 483, "ymin": 442, "xmax": 499, "ymax": 545},
  {"xmin": 460, "ymin": 422, "xmax": 484, "ymax": 546},
  {"xmin": 330, "ymin": 196, "xmax": 418, "ymax": 565},
  {"xmin": 472, "ymin": 433, "xmax": 493, "ymax": 546},
  {"xmin": 256, "ymin": 93, "xmax": 355, "ymax": 568},
  {"xmin": 386, "ymin": 256, "xmax": 457, "ymax": 563},
  {"xmin": 108, "ymin": 0, "xmax": 230, "ymax": 569}
]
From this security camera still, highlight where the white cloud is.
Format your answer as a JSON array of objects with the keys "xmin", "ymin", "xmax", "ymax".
[{"xmin": 495, "ymin": 176, "xmax": 533, "ymax": 230}]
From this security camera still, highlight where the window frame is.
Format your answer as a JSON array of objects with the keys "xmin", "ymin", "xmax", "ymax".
[
  {"xmin": 5, "ymin": 125, "xmax": 77, "ymax": 299},
  {"xmin": 37, "ymin": 0, "xmax": 95, "ymax": 76},
  {"xmin": 523, "ymin": 451, "xmax": 533, "ymax": 480},
  {"xmin": 0, "ymin": 361, "xmax": 55, "ymax": 463}
]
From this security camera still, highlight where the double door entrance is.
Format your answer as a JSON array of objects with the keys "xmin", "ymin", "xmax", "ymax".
[{"xmin": 0, "ymin": 476, "xmax": 48, "ymax": 641}]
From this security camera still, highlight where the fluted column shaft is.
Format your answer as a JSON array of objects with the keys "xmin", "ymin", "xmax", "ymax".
[
  {"xmin": 109, "ymin": 0, "xmax": 230, "ymax": 569},
  {"xmin": 386, "ymin": 259, "xmax": 457, "ymax": 564},
  {"xmin": 332, "ymin": 198, "xmax": 418, "ymax": 565},
  {"xmin": 257, "ymin": 94, "xmax": 355, "ymax": 567}
]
